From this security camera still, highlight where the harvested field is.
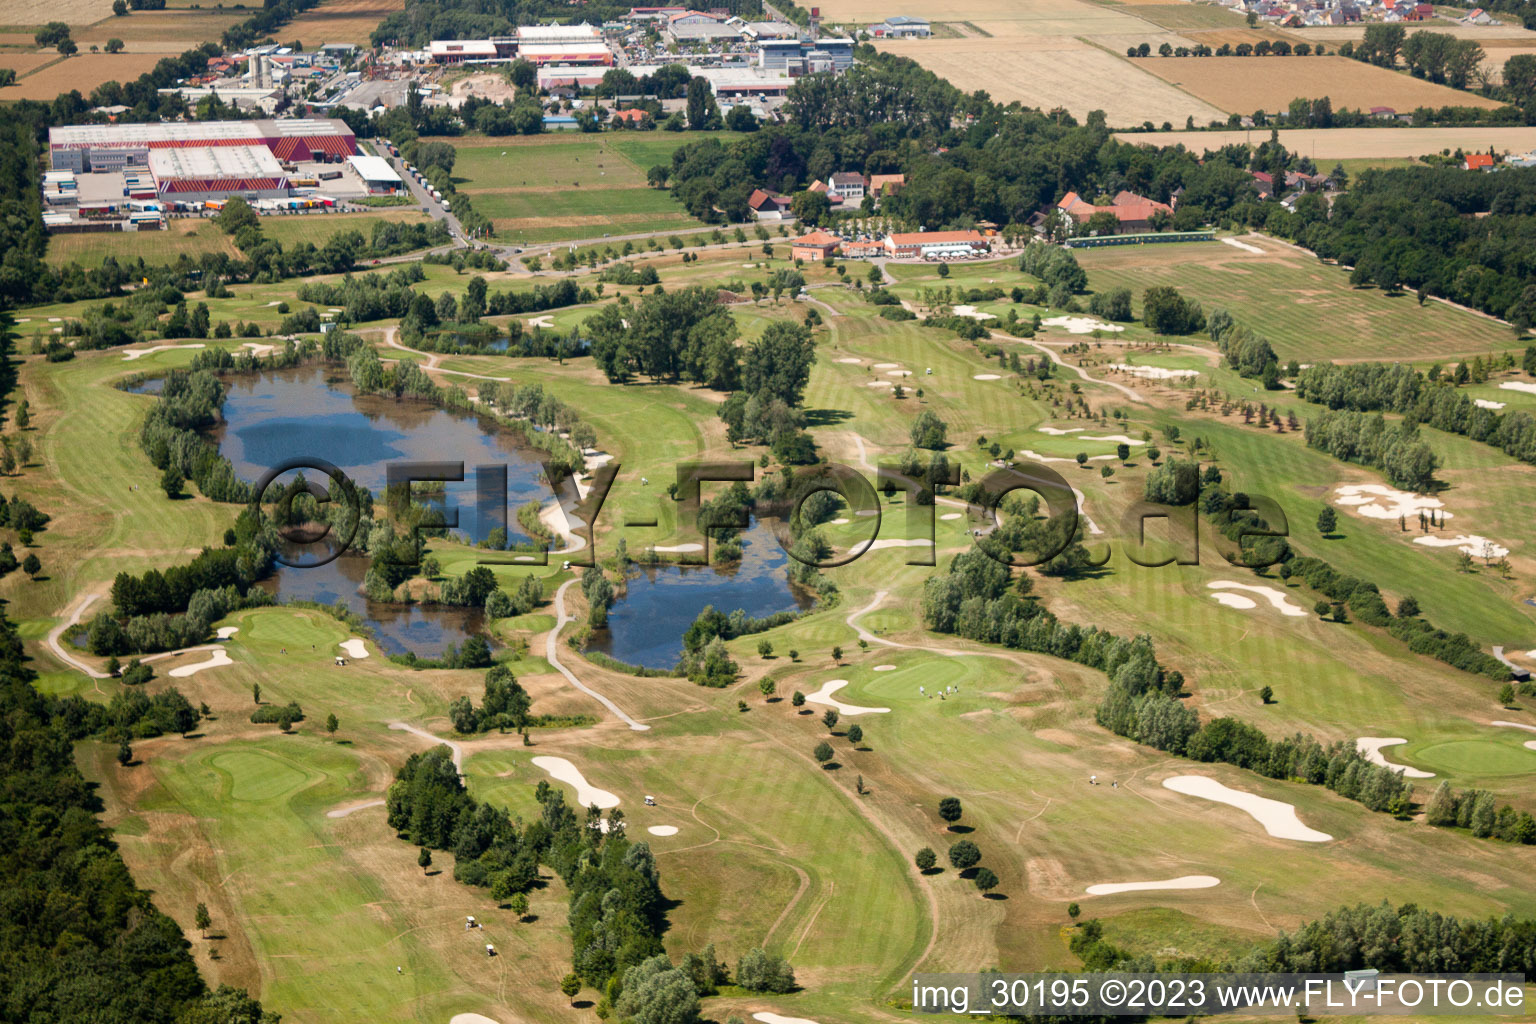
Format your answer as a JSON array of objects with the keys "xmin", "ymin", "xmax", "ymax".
[
  {"xmin": 0, "ymin": 52, "xmax": 61, "ymax": 79},
  {"xmin": 1113, "ymin": 124, "xmax": 1536, "ymax": 157},
  {"xmin": 76, "ymin": 10, "xmax": 247, "ymax": 52},
  {"xmin": 1294, "ymin": 21, "xmax": 1536, "ymax": 41},
  {"xmin": 282, "ymin": 0, "xmax": 403, "ymax": 46},
  {"xmin": 1132, "ymin": 55, "xmax": 1505, "ymax": 113},
  {"xmin": 1122, "ymin": 3, "xmax": 1253, "ymax": 30},
  {"xmin": 3, "ymin": 0, "xmax": 115, "ymax": 25},
  {"xmin": 5, "ymin": 52, "xmax": 167, "ymax": 99},
  {"xmin": 1182, "ymin": 27, "xmax": 1308, "ymax": 47},
  {"xmin": 877, "ymin": 37, "xmax": 1224, "ymax": 126},
  {"xmin": 820, "ymin": 0, "xmax": 1156, "ymax": 34}
]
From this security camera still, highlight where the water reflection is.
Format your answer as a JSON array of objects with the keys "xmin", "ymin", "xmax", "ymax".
[{"xmin": 589, "ymin": 518, "xmax": 813, "ymax": 670}]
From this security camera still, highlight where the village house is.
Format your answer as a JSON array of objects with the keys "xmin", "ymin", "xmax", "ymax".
[
  {"xmin": 748, "ymin": 188, "xmax": 793, "ymax": 221},
  {"xmin": 1054, "ymin": 190, "xmax": 1174, "ymax": 233},
  {"xmin": 828, "ymin": 172, "xmax": 865, "ymax": 203}
]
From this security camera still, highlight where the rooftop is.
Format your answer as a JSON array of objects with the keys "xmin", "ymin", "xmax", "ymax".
[{"xmin": 148, "ymin": 144, "xmax": 284, "ymax": 180}]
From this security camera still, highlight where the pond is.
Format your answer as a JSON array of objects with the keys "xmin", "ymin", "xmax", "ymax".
[
  {"xmin": 213, "ymin": 365, "xmax": 545, "ymax": 656},
  {"xmin": 212, "ymin": 365, "xmax": 548, "ymax": 546},
  {"xmin": 588, "ymin": 517, "xmax": 814, "ymax": 671}
]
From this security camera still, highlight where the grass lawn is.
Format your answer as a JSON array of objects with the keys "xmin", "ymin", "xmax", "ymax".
[
  {"xmin": 19, "ymin": 232, "xmax": 1536, "ymax": 1024},
  {"xmin": 1074, "ymin": 236, "xmax": 1526, "ymax": 363}
]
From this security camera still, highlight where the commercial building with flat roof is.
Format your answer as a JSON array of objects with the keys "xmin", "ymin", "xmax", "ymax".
[
  {"xmin": 49, "ymin": 118, "xmax": 356, "ymax": 172},
  {"xmin": 517, "ymin": 41, "xmax": 614, "ymax": 65},
  {"xmin": 428, "ymin": 40, "xmax": 501, "ymax": 63},
  {"xmin": 347, "ymin": 154, "xmax": 402, "ymax": 194},
  {"xmin": 884, "ymin": 229, "xmax": 989, "ymax": 259},
  {"xmin": 149, "ymin": 145, "xmax": 290, "ymax": 200},
  {"xmin": 517, "ymin": 22, "xmax": 601, "ymax": 43}
]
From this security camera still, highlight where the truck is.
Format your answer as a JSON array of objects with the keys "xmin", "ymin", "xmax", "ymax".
[
  {"xmin": 441, "ymin": 200, "xmax": 451, "ymax": 212},
  {"xmin": 318, "ymin": 169, "xmax": 343, "ymax": 181},
  {"xmin": 430, "ymin": 189, "xmax": 442, "ymax": 201}
]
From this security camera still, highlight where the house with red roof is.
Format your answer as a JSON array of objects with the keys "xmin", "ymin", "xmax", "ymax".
[
  {"xmin": 1463, "ymin": 153, "xmax": 1495, "ymax": 171},
  {"xmin": 790, "ymin": 229, "xmax": 841, "ymax": 261},
  {"xmin": 1054, "ymin": 190, "xmax": 1173, "ymax": 233}
]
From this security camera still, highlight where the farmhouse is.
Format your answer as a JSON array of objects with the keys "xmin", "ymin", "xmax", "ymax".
[
  {"xmin": 1463, "ymin": 153, "xmax": 1495, "ymax": 171},
  {"xmin": 829, "ymin": 172, "xmax": 865, "ymax": 203},
  {"xmin": 1055, "ymin": 190, "xmax": 1173, "ymax": 233},
  {"xmin": 790, "ymin": 229, "xmax": 841, "ymax": 260},
  {"xmin": 748, "ymin": 188, "xmax": 793, "ymax": 221},
  {"xmin": 868, "ymin": 173, "xmax": 905, "ymax": 198},
  {"xmin": 884, "ymin": 229, "xmax": 989, "ymax": 259}
]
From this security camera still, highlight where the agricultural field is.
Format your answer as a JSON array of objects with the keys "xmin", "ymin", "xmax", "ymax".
[
  {"xmin": 453, "ymin": 132, "xmax": 738, "ymax": 243},
  {"xmin": 74, "ymin": 8, "xmax": 249, "ymax": 53},
  {"xmin": 1114, "ymin": 124, "xmax": 1536, "ymax": 157},
  {"xmin": 1, "ymin": 50, "xmax": 169, "ymax": 98},
  {"xmin": 1132, "ymin": 54, "xmax": 1507, "ymax": 115},
  {"xmin": 43, "ymin": 219, "xmax": 239, "ymax": 269},
  {"xmin": 282, "ymin": 0, "xmax": 404, "ymax": 47},
  {"xmin": 876, "ymin": 37, "xmax": 1226, "ymax": 126}
]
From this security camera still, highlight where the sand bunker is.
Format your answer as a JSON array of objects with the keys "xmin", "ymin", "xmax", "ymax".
[
  {"xmin": 873, "ymin": 362, "xmax": 900, "ymax": 369},
  {"xmin": 835, "ymin": 357, "xmax": 863, "ymax": 364},
  {"xmin": 1163, "ymin": 775, "xmax": 1332, "ymax": 842},
  {"xmin": 215, "ymin": 626, "xmax": 239, "ymax": 640},
  {"xmin": 873, "ymin": 665, "xmax": 897, "ymax": 671},
  {"xmin": 1038, "ymin": 426, "xmax": 1083, "ymax": 435},
  {"xmin": 168, "ymin": 648, "xmax": 233, "ymax": 677},
  {"xmin": 1210, "ymin": 592, "xmax": 1257, "ymax": 610},
  {"xmin": 450, "ymin": 1015, "xmax": 505, "ymax": 1024},
  {"xmin": 1086, "ymin": 875, "xmax": 1220, "ymax": 896},
  {"xmin": 1076, "ymin": 433, "xmax": 1144, "ymax": 445},
  {"xmin": 953, "ymin": 304, "xmax": 996, "ymax": 320},
  {"xmin": 1357, "ymin": 738, "xmax": 1434, "ymax": 779},
  {"xmin": 1334, "ymin": 484, "xmax": 1450, "ymax": 521},
  {"xmin": 652, "ymin": 543, "xmax": 704, "ymax": 553},
  {"xmin": 327, "ymin": 799, "xmax": 385, "ymax": 819},
  {"xmin": 1475, "ymin": 399, "xmax": 1506, "ymax": 410},
  {"xmin": 973, "ymin": 373, "xmax": 1002, "ymax": 380},
  {"xmin": 527, "ymin": 314, "xmax": 555, "ymax": 328},
  {"xmin": 940, "ymin": 512, "xmax": 963, "ymax": 520},
  {"xmin": 854, "ymin": 509, "xmax": 879, "ymax": 517},
  {"xmin": 1018, "ymin": 449, "xmax": 1114, "ymax": 464},
  {"xmin": 847, "ymin": 538, "xmax": 930, "ymax": 556},
  {"xmin": 886, "ymin": 369, "xmax": 912, "ymax": 377},
  {"xmin": 1500, "ymin": 381, "xmax": 1536, "ymax": 396},
  {"xmin": 1043, "ymin": 316, "xmax": 1124, "ymax": 334},
  {"xmin": 1109, "ymin": 363, "xmax": 1200, "ymax": 380},
  {"xmin": 339, "ymin": 638, "xmax": 369, "ymax": 658},
  {"xmin": 1207, "ymin": 581, "xmax": 1307, "ymax": 616},
  {"xmin": 123, "ymin": 344, "xmax": 206, "ymax": 360},
  {"xmin": 753, "ymin": 1014, "xmax": 819, "ymax": 1024},
  {"xmin": 805, "ymin": 680, "xmax": 891, "ymax": 716},
  {"xmin": 1412, "ymin": 534, "xmax": 1509, "ymax": 558},
  {"xmin": 531, "ymin": 756, "xmax": 619, "ymax": 809},
  {"xmin": 1221, "ymin": 237, "xmax": 1264, "ymax": 254},
  {"xmin": 1492, "ymin": 720, "xmax": 1536, "ymax": 734},
  {"xmin": 865, "ymin": 380, "xmax": 893, "ymax": 388},
  {"xmin": 647, "ymin": 825, "xmax": 679, "ymax": 836},
  {"xmin": 829, "ymin": 517, "xmax": 850, "ymax": 525}
]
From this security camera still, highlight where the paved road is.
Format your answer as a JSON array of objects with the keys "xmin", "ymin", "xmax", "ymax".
[
  {"xmin": 388, "ymin": 721, "xmax": 465, "ymax": 773},
  {"xmin": 376, "ymin": 137, "xmax": 469, "ymax": 244},
  {"xmin": 46, "ymin": 591, "xmax": 110, "ymax": 678}
]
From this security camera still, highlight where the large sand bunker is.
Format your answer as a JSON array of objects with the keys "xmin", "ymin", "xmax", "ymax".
[
  {"xmin": 973, "ymin": 373, "xmax": 1002, "ymax": 380},
  {"xmin": 1475, "ymin": 399, "xmax": 1506, "ymax": 410},
  {"xmin": 168, "ymin": 648, "xmax": 232, "ymax": 677},
  {"xmin": 1500, "ymin": 381, "xmax": 1536, "ymax": 396},
  {"xmin": 1086, "ymin": 875, "xmax": 1220, "ymax": 896},
  {"xmin": 1042, "ymin": 316, "xmax": 1124, "ymax": 334},
  {"xmin": 1163, "ymin": 775, "xmax": 1332, "ymax": 842},
  {"xmin": 1038, "ymin": 426, "xmax": 1083, "ymax": 435},
  {"xmin": 1335, "ymin": 484, "xmax": 1451, "ymax": 521},
  {"xmin": 753, "ymin": 1014, "xmax": 819, "ymax": 1024},
  {"xmin": 1207, "ymin": 581, "xmax": 1306, "ymax": 617},
  {"xmin": 1412, "ymin": 534, "xmax": 1509, "ymax": 559},
  {"xmin": 1356, "ymin": 738, "xmax": 1434, "ymax": 778},
  {"xmin": 339, "ymin": 638, "xmax": 369, "ymax": 658},
  {"xmin": 450, "ymin": 1015, "xmax": 505, "ymax": 1024},
  {"xmin": 215, "ymin": 626, "xmax": 239, "ymax": 640},
  {"xmin": 805, "ymin": 680, "xmax": 891, "ymax": 716},
  {"xmin": 531, "ymin": 756, "xmax": 619, "ymax": 809},
  {"xmin": 953, "ymin": 304, "xmax": 997, "ymax": 320},
  {"xmin": 647, "ymin": 825, "xmax": 679, "ymax": 836},
  {"xmin": 847, "ymin": 538, "xmax": 931, "ymax": 556},
  {"xmin": 1210, "ymin": 592, "xmax": 1257, "ymax": 610},
  {"xmin": 1108, "ymin": 363, "xmax": 1199, "ymax": 380},
  {"xmin": 123, "ymin": 344, "xmax": 206, "ymax": 360}
]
